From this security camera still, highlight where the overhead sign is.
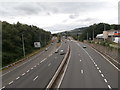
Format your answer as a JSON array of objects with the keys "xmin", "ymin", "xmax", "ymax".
[{"xmin": 34, "ymin": 42, "xmax": 41, "ymax": 48}]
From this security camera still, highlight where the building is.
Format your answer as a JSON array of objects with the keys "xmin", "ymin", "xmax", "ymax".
[{"xmin": 96, "ymin": 29, "xmax": 120, "ymax": 43}]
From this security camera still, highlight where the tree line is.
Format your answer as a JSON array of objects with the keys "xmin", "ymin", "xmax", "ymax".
[
  {"xmin": 71, "ymin": 23, "xmax": 120, "ymax": 41},
  {"xmin": 2, "ymin": 21, "xmax": 51, "ymax": 67}
]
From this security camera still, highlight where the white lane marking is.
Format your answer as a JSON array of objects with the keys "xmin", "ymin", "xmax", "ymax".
[
  {"xmin": 104, "ymin": 79, "xmax": 108, "ymax": 83},
  {"xmin": 31, "ymin": 67, "xmax": 33, "ymax": 70},
  {"xmin": 16, "ymin": 77, "xmax": 20, "ymax": 80},
  {"xmin": 81, "ymin": 70, "xmax": 84, "ymax": 74},
  {"xmin": 0, "ymin": 51, "xmax": 45, "ymax": 77},
  {"xmin": 80, "ymin": 60, "xmax": 82, "ymax": 62},
  {"xmin": 90, "ymin": 45, "xmax": 120, "ymax": 71},
  {"xmin": 95, "ymin": 64, "xmax": 97, "ymax": 67},
  {"xmin": 22, "ymin": 73, "xmax": 25, "ymax": 76},
  {"xmin": 9, "ymin": 81, "xmax": 13, "ymax": 85},
  {"xmin": 57, "ymin": 48, "xmax": 72, "ymax": 88},
  {"xmin": 108, "ymin": 85, "xmax": 112, "ymax": 89},
  {"xmin": 97, "ymin": 67, "xmax": 99, "ymax": 70},
  {"xmin": 1, "ymin": 86, "xmax": 5, "ymax": 89},
  {"xmin": 101, "ymin": 74, "xmax": 104, "ymax": 77},
  {"xmin": 48, "ymin": 63, "xmax": 51, "ymax": 67},
  {"xmin": 38, "ymin": 63, "xmax": 39, "ymax": 65},
  {"xmin": 34, "ymin": 65, "xmax": 37, "ymax": 68},
  {"xmin": 99, "ymin": 70, "xmax": 102, "ymax": 73},
  {"xmin": 33, "ymin": 76, "xmax": 38, "ymax": 81},
  {"xmin": 27, "ymin": 70, "xmax": 30, "ymax": 72}
]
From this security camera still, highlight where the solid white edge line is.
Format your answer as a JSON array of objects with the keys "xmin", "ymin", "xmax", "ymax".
[
  {"xmin": 57, "ymin": 48, "xmax": 71, "ymax": 88},
  {"xmin": 90, "ymin": 46, "xmax": 120, "ymax": 71},
  {"xmin": 0, "ymin": 50, "xmax": 45, "ymax": 77}
]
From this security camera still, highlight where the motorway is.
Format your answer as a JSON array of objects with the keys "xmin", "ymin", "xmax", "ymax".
[
  {"xmin": 1, "ymin": 40, "xmax": 68, "ymax": 88},
  {"xmin": 60, "ymin": 40, "xmax": 118, "ymax": 89},
  {"xmin": 1, "ymin": 39, "xmax": 119, "ymax": 89}
]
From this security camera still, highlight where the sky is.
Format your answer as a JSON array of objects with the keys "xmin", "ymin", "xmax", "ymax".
[{"xmin": 0, "ymin": 0, "xmax": 119, "ymax": 33}]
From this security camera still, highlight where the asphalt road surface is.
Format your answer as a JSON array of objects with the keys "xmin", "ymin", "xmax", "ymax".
[
  {"xmin": 1, "ymin": 40, "xmax": 68, "ymax": 88},
  {"xmin": 60, "ymin": 40, "xmax": 118, "ymax": 89}
]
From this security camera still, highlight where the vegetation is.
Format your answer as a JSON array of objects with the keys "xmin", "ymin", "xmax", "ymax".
[
  {"xmin": 65, "ymin": 23, "xmax": 120, "ymax": 41},
  {"xmin": 2, "ymin": 21, "xmax": 51, "ymax": 67}
]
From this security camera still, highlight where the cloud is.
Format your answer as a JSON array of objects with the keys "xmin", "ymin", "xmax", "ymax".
[{"xmin": 0, "ymin": 1, "xmax": 118, "ymax": 33}]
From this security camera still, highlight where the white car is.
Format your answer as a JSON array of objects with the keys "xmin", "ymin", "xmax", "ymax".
[
  {"xmin": 83, "ymin": 46, "xmax": 86, "ymax": 48},
  {"xmin": 45, "ymin": 48, "xmax": 48, "ymax": 51},
  {"xmin": 60, "ymin": 50, "xmax": 65, "ymax": 55}
]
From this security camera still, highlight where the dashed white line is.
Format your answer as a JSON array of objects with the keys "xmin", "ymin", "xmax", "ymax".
[
  {"xmin": 81, "ymin": 70, "xmax": 84, "ymax": 74},
  {"xmin": 34, "ymin": 65, "xmax": 37, "ymax": 68},
  {"xmin": 95, "ymin": 64, "xmax": 97, "ymax": 67},
  {"xmin": 27, "ymin": 70, "xmax": 30, "ymax": 73},
  {"xmin": 31, "ymin": 67, "xmax": 33, "ymax": 70},
  {"xmin": 1, "ymin": 86, "xmax": 5, "ymax": 89},
  {"xmin": 38, "ymin": 63, "xmax": 40, "ymax": 65},
  {"xmin": 48, "ymin": 63, "xmax": 51, "ymax": 67},
  {"xmin": 22, "ymin": 73, "xmax": 25, "ymax": 76},
  {"xmin": 104, "ymin": 79, "xmax": 108, "ymax": 83},
  {"xmin": 108, "ymin": 85, "xmax": 112, "ymax": 89},
  {"xmin": 33, "ymin": 76, "xmax": 38, "ymax": 81},
  {"xmin": 99, "ymin": 70, "xmax": 102, "ymax": 73},
  {"xmin": 16, "ymin": 77, "xmax": 20, "ymax": 80},
  {"xmin": 97, "ymin": 67, "xmax": 99, "ymax": 70},
  {"xmin": 9, "ymin": 81, "xmax": 13, "ymax": 85},
  {"xmin": 80, "ymin": 60, "xmax": 82, "ymax": 62},
  {"xmin": 101, "ymin": 74, "xmax": 104, "ymax": 77}
]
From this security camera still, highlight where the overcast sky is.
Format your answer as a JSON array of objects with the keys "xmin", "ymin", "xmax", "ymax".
[{"xmin": 0, "ymin": 0, "xmax": 119, "ymax": 33}]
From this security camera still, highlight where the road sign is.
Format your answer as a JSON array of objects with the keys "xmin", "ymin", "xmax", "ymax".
[{"xmin": 34, "ymin": 42, "xmax": 41, "ymax": 48}]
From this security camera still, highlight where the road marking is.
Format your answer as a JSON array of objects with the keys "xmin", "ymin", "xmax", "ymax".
[
  {"xmin": 16, "ymin": 77, "xmax": 20, "ymax": 80},
  {"xmin": 99, "ymin": 70, "xmax": 102, "ymax": 73},
  {"xmin": 33, "ymin": 76, "xmax": 38, "ymax": 81},
  {"xmin": 90, "ymin": 45, "xmax": 120, "ymax": 71},
  {"xmin": 81, "ymin": 70, "xmax": 84, "ymax": 74},
  {"xmin": 22, "ymin": 73, "xmax": 25, "ymax": 76},
  {"xmin": 80, "ymin": 60, "xmax": 82, "ymax": 62},
  {"xmin": 1, "ymin": 86, "xmax": 5, "ymax": 90},
  {"xmin": 48, "ymin": 63, "xmax": 51, "ymax": 67},
  {"xmin": 57, "ymin": 48, "xmax": 72, "ymax": 88},
  {"xmin": 34, "ymin": 65, "xmax": 37, "ymax": 68},
  {"xmin": 9, "ymin": 81, "xmax": 13, "ymax": 85},
  {"xmin": 108, "ymin": 85, "xmax": 112, "ymax": 89},
  {"xmin": 0, "ymin": 51, "xmax": 45, "ymax": 77},
  {"xmin": 104, "ymin": 79, "xmax": 108, "ymax": 83},
  {"xmin": 95, "ymin": 64, "xmax": 97, "ymax": 67},
  {"xmin": 97, "ymin": 67, "xmax": 99, "ymax": 70},
  {"xmin": 31, "ymin": 67, "xmax": 33, "ymax": 70},
  {"xmin": 38, "ymin": 63, "xmax": 39, "ymax": 65},
  {"xmin": 27, "ymin": 70, "xmax": 30, "ymax": 73},
  {"xmin": 101, "ymin": 74, "xmax": 104, "ymax": 77}
]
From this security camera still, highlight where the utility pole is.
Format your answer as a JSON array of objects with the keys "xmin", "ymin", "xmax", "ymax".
[
  {"xmin": 22, "ymin": 33, "xmax": 25, "ymax": 57},
  {"xmin": 87, "ymin": 32, "xmax": 88, "ymax": 41},
  {"xmin": 93, "ymin": 29, "xmax": 94, "ymax": 41}
]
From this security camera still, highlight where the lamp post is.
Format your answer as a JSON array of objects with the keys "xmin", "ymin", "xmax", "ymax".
[{"xmin": 22, "ymin": 33, "xmax": 25, "ymax": 57}]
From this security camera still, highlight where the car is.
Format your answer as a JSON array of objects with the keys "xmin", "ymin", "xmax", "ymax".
[
  {"xmin": 83, "ymin": 46, "xmax": 86, "ymax": 48},
  {"xmin": 45, "ymin": 48, "xmax": 48, "ymax": 51},
  {"xmin": 59, "ymin": 50, "xmax": 65, "ymax": 55},
  {"xmin": 55, "ymin": 49, "xmax": 59, "ymax": 53}
]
